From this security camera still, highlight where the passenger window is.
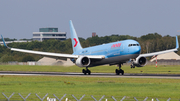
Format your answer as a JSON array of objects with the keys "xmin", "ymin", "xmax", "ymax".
[{"xmin": 129, "ymin": 44, "xmax": 139, "ymax": 47}]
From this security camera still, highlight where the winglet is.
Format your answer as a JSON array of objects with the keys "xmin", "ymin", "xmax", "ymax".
[
  {"xmin": 1, "ymin": 35, "xmax": 9, "ymax": 48},
  {"xmin": 176, "ymin": 36, "xmax": 179, "ymax": 49}
]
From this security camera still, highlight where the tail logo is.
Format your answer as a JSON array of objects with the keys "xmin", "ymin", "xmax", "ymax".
[{"xmin": 73, "ymin": 38, "xmax": 78, "ymax": 47}]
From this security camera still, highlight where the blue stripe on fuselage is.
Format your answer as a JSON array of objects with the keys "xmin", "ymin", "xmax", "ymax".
[{"xmin": 73, "ymin": 39, "xmax": 141, "ymax": 58}]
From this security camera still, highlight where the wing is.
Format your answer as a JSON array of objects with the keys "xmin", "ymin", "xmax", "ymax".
[
  {"xmin": 138, "ymin": 36, "xmax": 179, "ymax": 58},
  {"xmin": 1, "ymin": 35, "xmax": 105, "ymax": 60}
]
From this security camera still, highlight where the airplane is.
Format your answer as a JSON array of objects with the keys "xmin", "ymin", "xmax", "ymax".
[{"xmin": 1, "ymin": 20, "xmax": 179, "ymax": 75}]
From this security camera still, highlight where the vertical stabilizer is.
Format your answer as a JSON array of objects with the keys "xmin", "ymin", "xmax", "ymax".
[{"xmin": 69, "ymin": 20, "xmax": 83, "ymax": 52}]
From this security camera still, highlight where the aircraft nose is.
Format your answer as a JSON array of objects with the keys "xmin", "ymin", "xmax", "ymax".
[{"xmin": 134, "ymin": 46, "xmax": 141, "ymax": 54}]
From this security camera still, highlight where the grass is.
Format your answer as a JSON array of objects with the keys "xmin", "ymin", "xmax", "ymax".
[
  {"xmin": 0, "ymin": 75, "xmax": 180, "ymax": 100},
  {"xmin": 0, "ymin": 65, "xmax": 180, "ymax": 100},
  {"xmin": 0, "ymin": 65, "xmax": 180, "ymax": 74}
]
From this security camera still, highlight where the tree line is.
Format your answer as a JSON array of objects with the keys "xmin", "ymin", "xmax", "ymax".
[{"xmin": 0, "ymin": 33, "xmax": 179, "ymax": 62}]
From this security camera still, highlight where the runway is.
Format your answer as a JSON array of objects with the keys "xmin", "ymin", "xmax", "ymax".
[{"xmin": 0, "ymin": 71, "xmax": 180, "ymax": 79}]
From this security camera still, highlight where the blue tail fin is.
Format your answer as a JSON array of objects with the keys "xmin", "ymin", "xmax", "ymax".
[{"xmin": 69, "ymin": 20, "xmax": 83, "ymax": 52}]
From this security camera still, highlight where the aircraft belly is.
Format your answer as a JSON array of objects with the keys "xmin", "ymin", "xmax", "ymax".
[{"xmin": 89, "ymin": 54, "xmax": 139, "ymax": 67}]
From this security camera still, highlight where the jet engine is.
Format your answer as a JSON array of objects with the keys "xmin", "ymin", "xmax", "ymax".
[
  {"xmin": 75, "ymin": 56, "xmax": 91, "ymax": 67},
  {"xmin": 133, "ymin": 56, "xmax": 147, "ymax": 67}
]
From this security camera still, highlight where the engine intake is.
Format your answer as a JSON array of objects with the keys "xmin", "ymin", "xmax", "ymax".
[
  {"xmin": 133, "ymin": 56, "xmax": 147, "ymax": 67},
  {"xmin": 75, "ymin": 56, "xmax": 91, "ymax": 67}
]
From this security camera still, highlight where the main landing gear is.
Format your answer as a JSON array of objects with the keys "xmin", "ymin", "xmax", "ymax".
[
  {"xmin": 82, "ymin": 67, "xmax": 91, "ymax": 75},
  {"xmin": 115, "ymin": 64, "xmax": 124, "ymax": 75}
]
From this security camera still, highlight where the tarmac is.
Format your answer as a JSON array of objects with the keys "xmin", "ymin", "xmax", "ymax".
[{"xmin": 0, "ymin": 71, "xmax": 180, "ymax": 79}]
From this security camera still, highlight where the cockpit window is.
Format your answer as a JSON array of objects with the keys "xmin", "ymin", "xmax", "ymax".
[{"xmin": 128, "ymin": 44, "xmax": 139, "ymax": 47}]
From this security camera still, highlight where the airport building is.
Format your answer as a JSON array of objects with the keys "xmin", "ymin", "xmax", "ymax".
[{"xmin": 33, "ymin": 28, "xmax": 66, "ymax": 41}]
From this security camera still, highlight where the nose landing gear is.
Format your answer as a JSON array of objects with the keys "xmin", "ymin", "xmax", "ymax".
[
  {"xmin": 130, "ymin": 59, "xmax": 135, "ymax": 68},
  {"xmin": 131, "ymin": 64, "xmax": 135, "ymax": 68}
]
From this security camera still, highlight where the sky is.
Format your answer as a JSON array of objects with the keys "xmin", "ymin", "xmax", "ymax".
[{"xmin": 0, "ymin": 0, "xmax": 180, "ymax": 40}]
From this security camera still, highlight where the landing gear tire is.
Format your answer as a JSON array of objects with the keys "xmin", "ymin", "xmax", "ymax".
[
  {"xmin": 115, "ymin": 69, "xmax": 120, "ymax": 75},
  {"xmin": 115, "ymin": 69, "xmax": 124, "ymax": 75},
  {"xmin": 115, "ymin": 64, "xmax": 124, "ymax": 75},
  {"xmin": 82, "ymin": 69, "xmax": 91, "ymax": 75},
  {"xmin": 82, "ymin": 69, "xmax": 86, "ymax": 75},
  {"xmin": 131, "ymin": 65, "xmax": 135, "ymax": 68},
  {"xmin": 120, "ymin": 69, "xmax": 124, "ymax": 75},
  {"xmin": 87, "ymin": 69, "xmax": 91, "ymax": 75}
]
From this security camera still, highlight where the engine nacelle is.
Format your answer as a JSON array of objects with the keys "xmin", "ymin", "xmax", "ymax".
[
  {"xmin": 75, "ymin": 56, "xmax": 91, "ymax": 67},
  {"xmin": 133, "ymin": 56, "xmax": 147, "ymax": 67}
]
